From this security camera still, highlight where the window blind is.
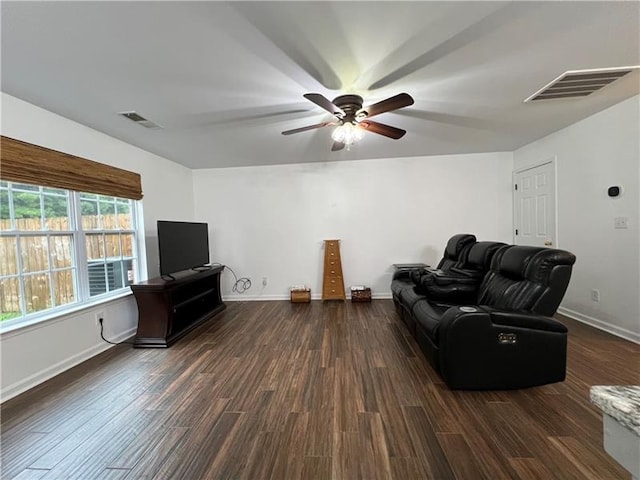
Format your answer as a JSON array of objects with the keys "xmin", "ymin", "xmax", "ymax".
[{"xmin": 0, "ymin": 136, "xmax": 143, "ymax": 200}]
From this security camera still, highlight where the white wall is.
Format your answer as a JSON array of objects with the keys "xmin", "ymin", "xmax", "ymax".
[
  {"xmin": 0, "ymin": 93, "xmax": 196, "ymax": 400},
  {"xmin": 193, "ymin": 152, "xmax": 514, "ymax": 300},
  {"xmin": 514, "ymin": 95, "xmax": 640, "ymax": 342}
]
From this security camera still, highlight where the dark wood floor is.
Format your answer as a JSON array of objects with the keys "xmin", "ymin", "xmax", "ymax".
[{"xmin": 1, "ymin": 300, "xmax": 638, "ymax": 479}]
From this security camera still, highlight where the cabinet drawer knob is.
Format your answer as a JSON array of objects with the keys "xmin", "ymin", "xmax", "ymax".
[
  {"xmin": 330, "ymin": 270, "xmax": 335, "ymax": 274},
  {"xmin": 331, "ymin": 279, "xmax": 335, "ymax": 284},
  {"xmin": 330, "ymin": 252, "xmax": 335, "ymax": 256},
  {"xmin": 331, "ymin": 289, "xmax": 336, "ymax": 293}
]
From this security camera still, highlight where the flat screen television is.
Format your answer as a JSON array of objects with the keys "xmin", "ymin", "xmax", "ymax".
[{"xmin": 157, "ymin": 220, "xmax": 210, "ymax": 276}]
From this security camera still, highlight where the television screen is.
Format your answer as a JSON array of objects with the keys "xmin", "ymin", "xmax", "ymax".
[{"xmin": 157, "ymin": 221, "xmax": 210, "ymax": 275}]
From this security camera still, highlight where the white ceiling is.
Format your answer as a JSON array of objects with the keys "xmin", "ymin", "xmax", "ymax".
[{"xmin": 2, "ymin": 1, "xmax": 639, "ymax": 169}]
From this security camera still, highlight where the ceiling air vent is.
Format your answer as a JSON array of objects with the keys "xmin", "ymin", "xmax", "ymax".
[
  {"xmin": 524, "ymin": 66, "xmax": 638, "ymax": 102},
  {"xmin": 118, "ymin": 111, "xmax": 161, "ymax": 129}
]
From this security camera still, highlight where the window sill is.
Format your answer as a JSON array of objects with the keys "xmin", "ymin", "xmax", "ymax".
[{"xmin": 0, "ymin": 289, "xmax": 134, "ymax": 338}]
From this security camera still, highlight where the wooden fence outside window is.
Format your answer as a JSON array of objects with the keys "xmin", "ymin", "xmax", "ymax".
[{"xmin": 0, "ymin": 214, "xmax": 134, "ymax": 317}]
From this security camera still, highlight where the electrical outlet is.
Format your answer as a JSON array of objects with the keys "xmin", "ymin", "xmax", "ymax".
[
  {"xmin": 591, "ymin": 289, "xmax": 600, "ymax": 302},
  {"xmin": 614, "ymin": 217, "xmax": 628, "ymax": 229},
  {"xmin": 262, "ymin": 276, "xmax": 268, "ymax": 287},
  {"xmin": 95, "ymin": 311, "xmax": 104, "ymax": 325}
]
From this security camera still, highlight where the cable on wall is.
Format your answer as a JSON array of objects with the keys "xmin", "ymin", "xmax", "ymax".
[
  {"xmin": 99, "ymin": 318, "xmax": 135, "ymax": 346},
  {"xmin": 211, "ymin": 263, "xmax": 252, "ymax": 293}
]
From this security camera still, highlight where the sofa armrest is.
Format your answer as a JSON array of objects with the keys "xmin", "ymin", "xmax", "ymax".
[
  {"xmin": 484, "ymin": 308, "xmax": 567, "ymax": 333},
  {"xmin": 437, "ymin": 306, "xmax": 567, "ymax": 389},
  {"xmin": 410, "ymin": 267, "xmax": 439, "ymax": 285},
  {"xmin": 415, "ymin": 272, "xmax": 480, "ymax": 303},
  {"xmin": 392, "ymin": 266, "xmax": 433, "ymax": 281}
]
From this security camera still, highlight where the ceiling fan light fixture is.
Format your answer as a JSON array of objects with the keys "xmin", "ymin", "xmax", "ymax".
[
  {"xmin": 331, "ymin": 122, "xmax": 365, "ymax": 146},
  {"xmin": 282, "ymin": 92, "xmax": 413, "ymax": 151}
]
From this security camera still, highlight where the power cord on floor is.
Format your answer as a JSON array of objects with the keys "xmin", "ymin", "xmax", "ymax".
[
  {"xmin": 99, "ymin": 318, "xmax": 135, "ymax": 346},
  {"xmin": 211, "ymin": 263, "xmax": 252, "ymax": 293}
]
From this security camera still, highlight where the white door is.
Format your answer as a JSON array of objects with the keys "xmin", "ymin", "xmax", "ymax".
[{"xmin": 514, "ymin": 161, "xmax": 556, "ymax": 247}]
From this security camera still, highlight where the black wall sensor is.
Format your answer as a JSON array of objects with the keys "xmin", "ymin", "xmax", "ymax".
[{"xmin": 607, "ymin": 185, "xmax": 622, "ymax": 198}]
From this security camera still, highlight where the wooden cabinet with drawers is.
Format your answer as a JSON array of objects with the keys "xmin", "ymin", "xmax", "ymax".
[{"xmin": 322, "ymin": 239, "xmax": 346, "ymax": 300}]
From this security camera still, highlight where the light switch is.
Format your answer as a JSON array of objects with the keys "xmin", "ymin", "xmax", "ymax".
[{"xmin": 614, "ymin": 217, "xmax": 628, "ymax": 229}]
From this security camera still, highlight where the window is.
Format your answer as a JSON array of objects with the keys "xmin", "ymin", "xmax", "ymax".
[{"xmin": 0, "ymin": 181, "xmax": 140, "ymax": 328}]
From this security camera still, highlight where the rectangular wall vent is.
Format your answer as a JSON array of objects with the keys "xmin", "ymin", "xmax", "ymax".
[
  {"xmin": 524, "ymin": 66, "xmax": 638, "ymax": 102},
  {"xmin": 118, "ymin": 111, "xmax": 161, "ymax": 129}
]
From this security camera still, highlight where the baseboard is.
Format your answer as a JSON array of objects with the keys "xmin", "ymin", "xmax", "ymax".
[
  {"xmin": 557, "ymin": 307, "xmax": 640, "ymax": 344},
  {"xmin": 224, "ymin": 293, "xmax": 393, "ymax": 302},
  {"xmin": 372, "ymin": 293, "xmax": 393, "ymax": 300},
  {"xmin": 1, "ymin": 327, "xmax": 137, "ymax": 403},
  {"xmin": 224, "ymin": 294, "xmax": 290, "ymax": 301}
]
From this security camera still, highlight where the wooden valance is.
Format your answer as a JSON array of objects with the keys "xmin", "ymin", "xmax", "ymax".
[{"xmin": 0, "ymin": 135, "xmax": 143, "ymax": 200}]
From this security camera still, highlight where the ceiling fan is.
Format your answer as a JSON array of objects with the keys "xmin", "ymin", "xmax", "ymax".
[{"xmin": 282, "ymin": 92, "xmax": 414, "ymax": 151}]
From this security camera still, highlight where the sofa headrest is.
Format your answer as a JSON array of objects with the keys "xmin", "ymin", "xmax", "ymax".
[
  {"xmin": 467, "ymin": 241, "xmax": 507, "ymax": 270},
  {"xmin": 496, "ymin": 245, "xmax": 576, "ymax": 280},
  {"xmin": 497, "ymin": 246, "xmax": 539, "ymax": 279},
  {"xmin": 525, "ymin": 248, "xmax": 577, "ymax": 283},
  {"xmin": 444, "ymin": 234, "xmax": 476, "ymax": 260}
]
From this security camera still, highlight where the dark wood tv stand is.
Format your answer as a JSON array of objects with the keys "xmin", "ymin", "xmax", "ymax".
[{"xmin": 131, "ymin": 265, "xmax": 226, "ymax": 348}]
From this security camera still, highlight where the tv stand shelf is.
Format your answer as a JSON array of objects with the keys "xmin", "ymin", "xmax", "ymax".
[{"xmin": 131, "ymin": 265, "xmax": 225, "ymax": 348}]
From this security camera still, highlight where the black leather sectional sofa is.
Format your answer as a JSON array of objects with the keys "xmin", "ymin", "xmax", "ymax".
[{"xmin": 392, "ymin": 234, "xmax": 576, "ymax": 390}]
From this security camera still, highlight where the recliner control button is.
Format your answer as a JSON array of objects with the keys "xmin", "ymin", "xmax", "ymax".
[{"xmin": 498, "ymin": 333, "xmax": 518, "ymax": 344}]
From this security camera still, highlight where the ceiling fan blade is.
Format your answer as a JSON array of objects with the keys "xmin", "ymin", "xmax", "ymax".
[
  {"xmin": 331, "ymin": 141, "xmax": 345, "ymax": 152},
  {"xmin": 360, "ymin": 93, "xmax": 414, "ymax": 118},
  {"xmin": 358, "ymin": 120, "xmax": 406, "ymax": 139},
  {"xmin": 281, "ymin": 121, "xmax": 336, "ymax": 135},
  {"xmin": 303, "ymin": 93, "xmax": 345, "ymax": 117}
]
